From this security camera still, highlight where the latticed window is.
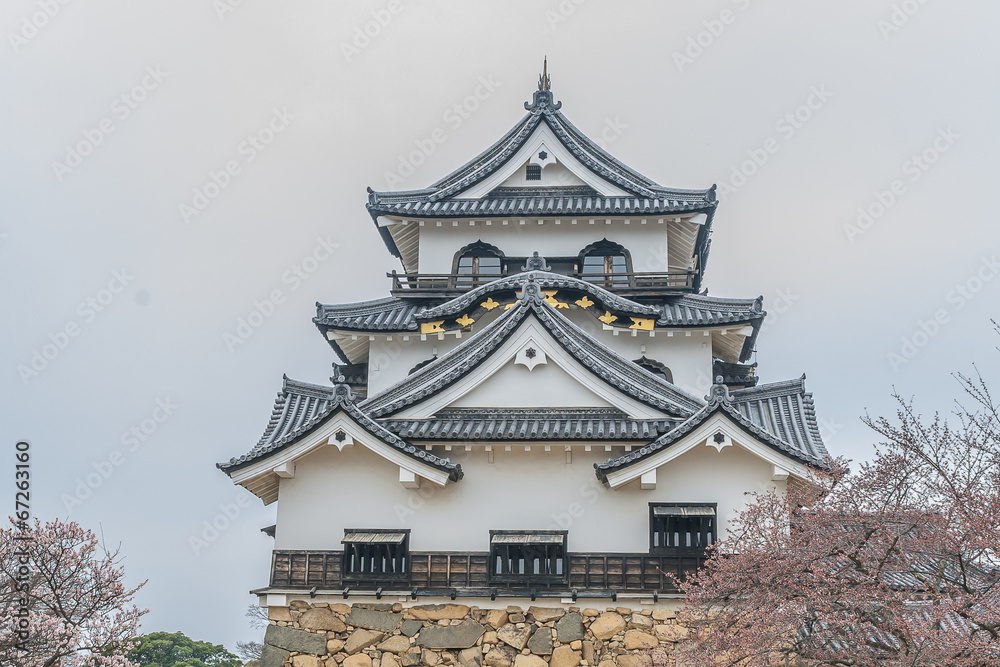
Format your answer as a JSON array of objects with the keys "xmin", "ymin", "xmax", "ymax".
[
  {"xmin": 341, "ymin": 529, "xmax": 410, "ymax": 583},
  {"xmin": 649, "ymin": 504, "xmax": 716, "ymax": 553},
  {"xmin": 525, "ymin": 164, "xmax": 542, "ymax": 180},
  {"xmin": 489, "ymin": 531, "xmax": 567, "ymax": 585}
]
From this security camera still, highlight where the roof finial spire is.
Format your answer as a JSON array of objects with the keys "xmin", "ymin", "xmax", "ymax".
[
  {"xmin": 525, "ymin": 57, "xmax": 561, "ymax": 112},
  {"xmin": 538, "ymin": 56, "xmax": 551, "ymax": 91}
]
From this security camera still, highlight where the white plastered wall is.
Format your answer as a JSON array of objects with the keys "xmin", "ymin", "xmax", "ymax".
[
  {"xmin": 416, "ymin": 223, "xmax": 670, "ymax": 276},
  {"xmin": 272, "ymin": 440, "xmax": 784, "ymax": 553}
]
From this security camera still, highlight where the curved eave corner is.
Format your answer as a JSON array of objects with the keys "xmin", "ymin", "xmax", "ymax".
[
  {"xmin": 594, "ymin": 381, "xmax": 829, "ymax": 487},
  {"xmin": 216, "ymin": 379, "xmax": 463, "ymax": 504}
]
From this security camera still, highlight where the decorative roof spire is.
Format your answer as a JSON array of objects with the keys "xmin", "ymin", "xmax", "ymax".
[
  {"xmin": 525, "ymin": 57, "xmax": 561, "ymax": 112},
  {"xmin": 538, "ymin": 56, "xmax": 551, "ymax": 91}
]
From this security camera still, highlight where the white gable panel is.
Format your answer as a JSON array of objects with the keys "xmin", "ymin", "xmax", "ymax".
[
  {"xmin": 497, "ymin": 159, "xmax": 588, "ymax": 189},
  {"xmin": 450, "ymin": 357, "xmax": 615, "ymax": 409},
  {"xmin": 460, "ymin": 123, "xmax": 630, "ymax": 199},
  {"xmin": 603, "ymin": 412, "xmax": 815, "ymax": 489},
  {"xmin": 391, "ymin": 316, "xmax": 666, "ymax": 419}
]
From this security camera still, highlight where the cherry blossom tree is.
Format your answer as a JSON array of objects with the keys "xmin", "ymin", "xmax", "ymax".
[
  {"xmin": 676, "ymin": 366, "xmax": 1000, "ymax": 666},
  {"xmin": 0, "ymin": 518, "xmax": 147, "ymax": 667}
]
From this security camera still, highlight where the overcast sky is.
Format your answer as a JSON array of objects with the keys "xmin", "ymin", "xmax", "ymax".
[{"xmin": 3, "ymin": 0, "xmax": 999, "ymax": 653}]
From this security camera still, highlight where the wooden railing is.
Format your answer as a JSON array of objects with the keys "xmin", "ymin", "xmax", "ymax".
[
  {"xmin": 269, "ymin": 550, "xmax": 705, "ymax": 595},
  {"xmin": 388, "ymin": 270, "xmax": 695, "ymax": 297}
]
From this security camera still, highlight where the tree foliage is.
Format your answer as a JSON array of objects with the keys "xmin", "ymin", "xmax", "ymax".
[
  {"xmin": 0, "ymin": 518, "xmax": 147, "ymax": 667},
  {"xmin": 127, "ymin": 632, "xmax": 241, "ymax": 667},
  {"xmin": 677, "ymin": 361, "xmax": 1000, "ymax": 666}
]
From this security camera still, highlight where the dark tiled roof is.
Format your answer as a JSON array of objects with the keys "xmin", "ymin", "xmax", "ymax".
[
  {"xmin": 217, "ymin": 377, "xmax": 462, "ymax": 480},
  {"xmin": 361, "ymin": 278, "xmax": 706, "ymax": 419},
  {"xmin": 731, "ymin": 376, "xmax": 828, "ymax": 463},
  {"xmin": 595, "ymin": 380, "xmax": 829, "ymax": 480},
  {"xmin": 381, "ymin": 409, "xmax": 677, "ymax": 441},
  {"xmin": 314, "ymin": 278, "xmax": 763, "ymax": 335},
  {"xmin": 713, "ymin": 359, "xmax": 759, "ymax": 387},
  {"xmin": 659, "ymin": 295, "xmax": 763, "ymax": 326},
  {"xmin": 419, "ymin": 269, "xmax": 661, "ymax": 321},
  {"xmin": 315, "ymin": 297, "xmax": 425, "ymax": 332},
  {"xmin": 369, "ymin": 90, "xmax": 717, "ymax": 206},
  {"xmin": 367, "ymin": 193, "xmax": 713, "ymax": 219}
]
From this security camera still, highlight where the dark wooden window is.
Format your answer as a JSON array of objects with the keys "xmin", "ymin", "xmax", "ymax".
[
  {"xmin": 454, "ymin": 242, "xmax": 504, "ymax": 288},
  {"xmin": 525, "ymin": 164, "xmax": 542, "ymax": 181},
  {"xmin": 649, "ymin": 504, "xmax": 716, "ymax": 553},
  {"xmin": 342, "ymin": 529, "xmax": 410, "ymax": 583},
  {"xmin": 579, "ymin": 240, "xmax": 631, "ymax": 289},
  {"xmin": 489, "ymin": 531, "xmax": 567, "ymax": 585}
]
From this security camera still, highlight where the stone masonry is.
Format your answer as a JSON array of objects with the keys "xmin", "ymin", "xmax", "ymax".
[{"xmin": 259, "ymin": 602, "xmax": 691, "ymax": 667}]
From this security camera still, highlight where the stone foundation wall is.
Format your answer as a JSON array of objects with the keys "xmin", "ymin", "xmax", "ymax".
[{"xmin": 259, "ymin": 601, "xmax": 691, "ymax": 667}]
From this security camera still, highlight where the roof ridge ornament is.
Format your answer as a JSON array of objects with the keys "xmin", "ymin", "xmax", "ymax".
[
  {"xmin": 330, "ymin": 379, "xmax": 356, "ymax": 406},
  {"xmin": 525, "ymin": 57, "xmax": 562, "ymax": 112},
  {"xmin": 519, "ymin": 274, "xmax": 545, "ymax": 305},
  {"xmin": 521, "ymin": 251, "xmax": 551, "ymax": 272},
  {"xmin": 706, "ymin": 377, "xmax": 733, "ymax": 405}
]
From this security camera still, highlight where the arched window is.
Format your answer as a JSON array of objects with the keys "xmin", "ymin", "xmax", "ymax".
[
  {"xmin": 579, "ymin": 239, "xmax": 631, "ymax": 289},
  {"xmin": 634, "ymin": 357, "xmax": 673, "ymax": 384},
  {"xmin": 453, "ymin": 241, "xmax": 504, "ymax": 288}
]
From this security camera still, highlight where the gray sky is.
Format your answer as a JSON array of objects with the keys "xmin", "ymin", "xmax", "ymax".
[{"xmin": 3, "ymin": 0, "xmax": 999, "ymax": 652}]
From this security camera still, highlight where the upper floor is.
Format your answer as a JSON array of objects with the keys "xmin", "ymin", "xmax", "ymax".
[{"xmin": 366, "ymin": 68, "xmax": 717, "ymax": 300}]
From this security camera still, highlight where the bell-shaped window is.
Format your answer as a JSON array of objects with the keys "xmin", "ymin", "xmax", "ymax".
[
  {"xmin": 454, "ymin": 241, "xmax": 504, "ymax": 288},
  {"xmin": 579, "ymin": 239, "xmax": 631, "ymax": 289}
]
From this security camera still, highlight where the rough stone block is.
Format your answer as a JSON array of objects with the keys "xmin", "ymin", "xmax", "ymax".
[
  {"xmin": 589, "ymin": 613, "xmax": 625, "ymax": 641},
  {"xmin": 527, "ymin": 606, "xmax": 564, "ymax": 623},
  {"xmin": 377, "ymin": 636, "xmax": 411, "ymax": 654},
  {"xmin": 343, "ymin": 655, "xmax": 373, "ymax": 667},
  {"xmin": 526, "ymin": 627, "xmax": 553, "ymax": 656},
  {"xmin": 265, "ymin": 624, "xmax": 328, "ymax": 655},
  {"xmin": 513, "ymin": 655, "xmax": 546, "ymax": 667},
  {"xmin": 623, "ymin": 630, "xmax": 658, "ymax": 650},
  {"xmin": 416, "ymin": 619, "xmax": 486, "ymax": 650},
  {"xmin": 555, "ymin": 612, "xmax": 584, "ymax": 642},
  {"xmin": 483, "ymin": 609, "xmax": 509, "ymax": 629},
  {"xmin": 483, "ymin": 645, "xmax": 516, "ymax": 667},
  {"xmin": 400, "ymin": 619, "xmax": 423, "ymax": 637},
  {"xmin": 301, "ymin": 608, "xmax": 348, "ymax": 632},
  {"xmin": 259, "ymin": 644, "xmax": 291, "ymax": 667},
  {"xmin": 408, "ymin": 604, "xmax": 471, "ymax": 621},
  {"xmin": 496, "ymin": 624, "xmax": 532, "ymax": 651},
  {"xmin": 549, "ymin": 645, "xmax": 581, "ymax": 667},
  {"xmin": 345, "ymin": 629, "xmax": 384, "ymax": 654},
  {"xmin": 347, "ymin": 607, "xmax": 402, "ymax": 633}
]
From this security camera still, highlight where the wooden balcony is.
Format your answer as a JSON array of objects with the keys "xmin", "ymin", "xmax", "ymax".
[
  {"xmin": 388, "ymin": 270, "xmax": 696, "ymax": 298},
  {"xmin": 268, "ymin": 550, "xmax": 706, "ymax": 598}
]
